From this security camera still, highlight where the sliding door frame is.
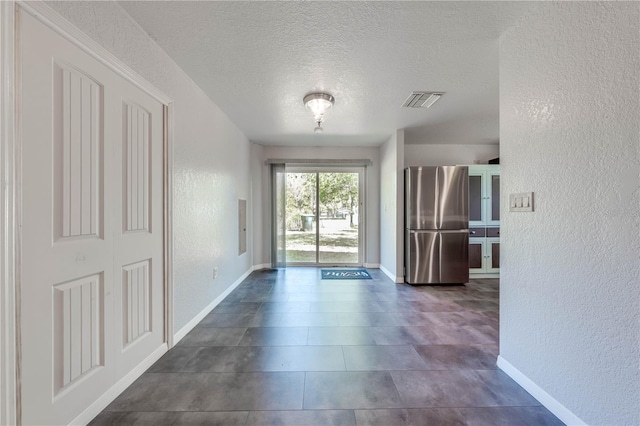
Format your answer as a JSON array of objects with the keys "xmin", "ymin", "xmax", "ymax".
[{"xmin": 284, "ymin": 166, "xmax": 365, "ymax": 267}]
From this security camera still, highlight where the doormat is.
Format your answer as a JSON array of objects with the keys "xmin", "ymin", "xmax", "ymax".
[{"xmin": 321, "ymin": 269, "xmax": 372, "ymax": 280}]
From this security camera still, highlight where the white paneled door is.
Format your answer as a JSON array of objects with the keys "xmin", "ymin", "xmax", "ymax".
[{"xmin": 20, "ymin": 11, "xmax": 165, "ymax": 425}]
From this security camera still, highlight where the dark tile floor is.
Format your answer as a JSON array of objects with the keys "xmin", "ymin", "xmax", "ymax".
[{"xmin": 91, "ymin": 268, "xmax": 564, "ymax": 426}]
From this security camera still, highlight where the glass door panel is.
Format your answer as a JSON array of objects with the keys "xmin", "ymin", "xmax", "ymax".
[
  {"xmin": 318, "ymin": 172, "xmax": 359, "ymax": 264},
  {"xmin": 468, "ymin": 174, "xmax": 483, "ymax": 224},
  {"xmin": 280, "ymin": 167, "xmax": 363, "ymax": 266},
  {"xmin": 285, "ymin": 172, "xmax": 317, "ymax": 263},
  {"xmin": 271, "ymin": 164, "xmax": 286, "ymax": 268},
  {"xmin": 491, "ymin": 174, "xmax": 500, "ymax": 222}
]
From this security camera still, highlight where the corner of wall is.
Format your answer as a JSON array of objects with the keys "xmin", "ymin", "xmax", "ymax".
[
  {"xmin": 497, "ymin": 356, "xmax": 587, "ymax": 426},
  {"xmin": 395, "ymin": 129, "xmax": 405, "ymax": 279},
  {"xmin": 499, "ymin": 3, "xmax": 640, "ymax": 424}
]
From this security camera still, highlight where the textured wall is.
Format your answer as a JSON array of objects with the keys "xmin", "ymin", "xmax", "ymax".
[
  {"xmin": 395, "ymin": 130, "xmax": 405, "ymax": 279},
  {"xmin": 500, "ymin": 2, "xmax": 639, "ymax": 425},
  {"xmin": 250, "ymin": 143, "xmax": 267, "ymax": 267},
  {"xmin": 404, "ymin": 144, "xmax": 499, "ymax": 167},
  {"xmin": 260, "ymin": 145, "xmax": 381, "ymax": 266},
  {"xmin": 379, "ymin": 130, "xmax": 404, "ymax": 281},
  {"xmin": 46, "ymin": 2, "xmax": 253, "ymax": 333}
]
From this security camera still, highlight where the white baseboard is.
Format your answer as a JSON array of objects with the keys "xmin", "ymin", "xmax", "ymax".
[
  {"xmin": 72, "ymin": 267, "xmax": 255, "ymax": 425},
  {"xmin": 497, "ymin": 355, "xmax": 586, "ymax": 426},
  {"xmin": 69, "ymin": 344, "xmax": 167, "ymax": 426},
  {"xmin": 379, "ymin": 264, "xmax": 403, "ymax": 283},
  {"xmin": 173, "ymin": 267, "xmax": 252, "ymax": 344},
  {"xmin": 470, "ymin": 273, "xmax": 500, "ymax": 279},
  {"xmin": 363, "ymin": 263, "xmax": 380, "ymax": 268},
  {"xmin": 252, "ymin": 263, "xmax": 272, "ymax": 271}
]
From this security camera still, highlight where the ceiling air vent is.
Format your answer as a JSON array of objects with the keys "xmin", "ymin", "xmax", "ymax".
[{"xmin": 402, "ymin": 92, "xmax": 444, "ymax": 108}]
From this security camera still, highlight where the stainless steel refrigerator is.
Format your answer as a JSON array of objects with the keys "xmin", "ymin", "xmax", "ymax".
[{"xmin": 405, "ymin": 166, "xmax": 469, "ymax": 284}]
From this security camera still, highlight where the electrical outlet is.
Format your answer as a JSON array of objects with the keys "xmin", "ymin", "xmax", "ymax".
[{"xmin": 213, "ymin": 267, "xmax": 219, "ymax": 279}]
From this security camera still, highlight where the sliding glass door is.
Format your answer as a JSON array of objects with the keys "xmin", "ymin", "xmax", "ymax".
[
  {"xmin": 271, "ymin": 164, "xmax": 287, "ymax": 268},
  {"xmin": 317, "ymin": 171, "xmax": 360, "ymax": 264},
  {"xmin": 279, "ymin": 166, "xmax": 364, "ymax": 266}
]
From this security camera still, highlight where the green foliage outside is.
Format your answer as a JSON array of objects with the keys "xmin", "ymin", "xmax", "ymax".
[
  {"xmin": 285, "ymin": 172, "xmax": 359, "ymax": 230},
  {"xmin": 285, "ymin": 172, "xmax": 360, "ymax": 263}
]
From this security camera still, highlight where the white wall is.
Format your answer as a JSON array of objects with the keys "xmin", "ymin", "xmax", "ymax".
[
  {"xmin": 379, "ymin": 130, "xmax": 404, "ymax": 282},
  {"xmin": 404, "ymin": 144, "xmax": 498, "ymax": 167},
  {"xmin": 47, "ymin": 1, "xmax": 254, "ymax": 334},
  {"xmin": 259, "ymin": 145, "xmax": 380, "ymax": 266},
  {"xmin": 250, "ymin": 143, "xmax": 268, "ymax": 268},
  {"xmin": 499, "ymin": 3, "xmax": 639, "ymax": 425}
]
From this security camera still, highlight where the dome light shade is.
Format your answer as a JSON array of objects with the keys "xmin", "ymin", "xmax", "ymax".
[{"xmin": 303, "ymin": 92, "xmax": 335, "ymax": 132}]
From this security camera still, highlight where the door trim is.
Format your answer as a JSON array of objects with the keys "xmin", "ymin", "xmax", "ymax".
[
  {"xmin": 18, "ymin": 1, "xmax": 172, "ymax": 105},
  {"xmin": 163, "ymin": 103, "xmax": 174, "ymax": 348},
  {"xmin": 1, "ymin": 2, "xmax": 19, "ymax": 424},
  {"xmin": 9, "ymin": 2, "xmax": 175, "ymax": 422}
]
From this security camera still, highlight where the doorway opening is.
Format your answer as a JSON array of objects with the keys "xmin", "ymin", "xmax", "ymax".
[{"xmin": 273, "ymin": 166, "xmax": 364, "ymax": 267}]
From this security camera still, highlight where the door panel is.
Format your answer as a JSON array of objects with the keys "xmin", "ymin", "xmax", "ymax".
[
  {"xmin": 122, "ymin": 101, "xmax": 151, "ymax": 233},
  {"xmin": 285, "ymin": 172, "xmax": 316, "ymax": 263},
  {"xmin": 469, "ymin": 240, "xmax": 484, "ymax": 271},
  {"xmin": 53, "ymin": 63, "xmax": 103, "ymax": 241},
  {"xmin": 52, "ymin": 273, "xmax": 104, "ymax": 396},
  {"xmin": 487, "ymin": 237, "xmax": 501, "ymax": 273},
  {"xmin": 113, "ymin": 79, "xmax": 164, "ymax": 377},
  {"xmin": 21, "ymin": 12, "xmax": 115, "ymax": 424},
  {"xmin": 318, "ymin": 172, "xmax": 359, "ymax": 265},
  {"xmin": 20, "ymin": 11, "xmax": 164, "ymax": 424}
]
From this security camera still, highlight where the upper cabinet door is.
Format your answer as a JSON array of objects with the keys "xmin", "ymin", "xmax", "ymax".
[
  {"xmin": 468, "ymin": 170, "xmax": 485, "ymax": 226},
  {"xmin": 488, "ymin": 172, "xmax": 501, "ymax": 225},
  {"xmin": 468, "ymin": 165, "xmax": 500, "ymax": 227}
]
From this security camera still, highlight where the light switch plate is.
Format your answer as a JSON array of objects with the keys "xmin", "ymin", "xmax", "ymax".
[{"xmin": 510, "ymin": 192, "xmax": 534, "ymax": 212}]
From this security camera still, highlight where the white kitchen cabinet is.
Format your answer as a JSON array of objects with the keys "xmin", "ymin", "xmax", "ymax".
[
  {"xmin": 486, "ymin": 237, "xmax": 500, "ymax": 273},
  {"xmin": 467, "ymin": 165, "xmax": 500, "ymax": 277},
  {"xmin": 469, "ymin": 230, "xmax": 500, "ymax": 275},
  {"xmin": 468, "ymin": 165, "xmax": 500, "ymax": 227}
]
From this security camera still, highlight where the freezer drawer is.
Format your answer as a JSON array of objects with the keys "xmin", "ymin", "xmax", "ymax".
[
  {"xmin": 405, "ymin": 229, "xmax": 469, "ymax": 284},
  {"xmin": 439, "ymin": 231, "xmax": 470, "ymax": 283},
  {"xmin": 405, "ymin": 229, "xmax": 439, "ymax": 284}
]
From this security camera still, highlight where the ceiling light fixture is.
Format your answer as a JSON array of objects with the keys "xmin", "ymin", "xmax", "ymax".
[{"xmin": 303, "ymin": 92, "xmax": 335, "ymax": 133}]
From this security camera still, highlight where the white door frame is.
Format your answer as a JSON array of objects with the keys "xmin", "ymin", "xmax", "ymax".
[
  {"xmin": 1, "ymin": 2, "xmax": 18, "ymax": 424},
  {"xmin": 0, "ymin": 2, "xmax": 175, "ymax": 423}
]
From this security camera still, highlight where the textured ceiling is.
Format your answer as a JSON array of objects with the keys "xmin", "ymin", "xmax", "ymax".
[{"xmin": 119, "ymin": 1, "xmax": 533, "ymax": 146}]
